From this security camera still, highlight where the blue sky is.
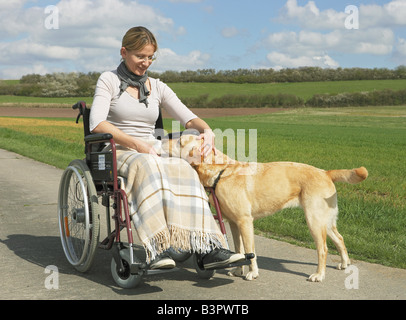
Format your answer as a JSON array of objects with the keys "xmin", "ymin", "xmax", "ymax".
[{"xmin": 0, "ymin": 0, "xmax": 406, "ymax": 79}]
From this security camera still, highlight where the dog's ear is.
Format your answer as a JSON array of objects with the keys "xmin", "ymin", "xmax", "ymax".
[
  {"xmin": 180, "ymin": 135, "xmax": 194, "ymax": 147},
  {"xmin": 179, "ymin": 135, "xmax": 186, "ymax": 147},
  {"xmin": 187, "ymin": 146, "xmax": 204, "ymax": 166}
]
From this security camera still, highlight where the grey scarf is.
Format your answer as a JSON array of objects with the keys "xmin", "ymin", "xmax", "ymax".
[{"xmin": 117, "ymin": 61, "xmax": 150, "ymax": 107}]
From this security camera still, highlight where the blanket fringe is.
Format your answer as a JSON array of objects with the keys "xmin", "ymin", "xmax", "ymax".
[{"xmin": 143, "ymin": 225, "xmax": 226, "ymax": 263}]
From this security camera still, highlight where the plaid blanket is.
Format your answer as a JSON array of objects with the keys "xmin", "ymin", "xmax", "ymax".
[{"xmin": 116, "ymin": 147, "xmax": 226, "ymax": 263}]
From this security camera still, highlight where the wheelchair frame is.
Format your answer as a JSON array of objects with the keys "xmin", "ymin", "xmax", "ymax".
[{"xmin": 57, "ymin": 101, "xmax": 250, "ymax": 289}]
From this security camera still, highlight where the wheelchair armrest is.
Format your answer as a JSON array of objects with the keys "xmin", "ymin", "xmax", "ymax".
[{"xmin": 84, "ymin": 133, "xmax": 113, "ymax": 143}]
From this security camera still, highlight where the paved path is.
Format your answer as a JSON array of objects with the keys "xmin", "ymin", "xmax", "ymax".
[{"xmin": 1, "ymin": 148, "xmax": 405, "ymax": 301}]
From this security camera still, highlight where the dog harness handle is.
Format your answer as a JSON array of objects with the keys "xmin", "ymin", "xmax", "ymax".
[{"xmin": 212, "ymin": 169, "xmax": 226, "ymax": 190}]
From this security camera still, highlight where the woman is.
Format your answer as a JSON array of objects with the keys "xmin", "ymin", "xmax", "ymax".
[{"xmin": 90, "ymin": 26, "xmax": 244, "ymax": 270}]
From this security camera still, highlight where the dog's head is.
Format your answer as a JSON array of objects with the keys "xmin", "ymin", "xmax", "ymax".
[
  {"xmin": 162, "ymin": 134, "xmax": 233, "ymax": 166},
  {"xmin": 162, "ymin": 134, "xmax": 205, "ymax": 165}
]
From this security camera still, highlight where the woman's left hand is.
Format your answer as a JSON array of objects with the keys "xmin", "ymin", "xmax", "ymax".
[{"xmin": 197, "ymin": 129, "xmax": 216, "ymax": 158}]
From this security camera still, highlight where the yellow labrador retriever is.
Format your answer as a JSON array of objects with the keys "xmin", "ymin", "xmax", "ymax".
[{"xmin": 163, "ymin": 135, "xmax": 368, "ymax": 282}]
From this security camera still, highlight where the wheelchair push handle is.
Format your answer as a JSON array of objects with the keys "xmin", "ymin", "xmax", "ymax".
[{"xmin": 72, "ymin": 101, "xmax": 86, "ymax": 124}]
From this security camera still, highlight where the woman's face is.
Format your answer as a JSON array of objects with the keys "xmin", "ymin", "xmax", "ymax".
[{"xmin": 120, "ymin": 44, "xmax": 155, "ymax": 76}]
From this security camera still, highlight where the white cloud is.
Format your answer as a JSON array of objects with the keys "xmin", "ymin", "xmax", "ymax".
[
  {"xmin": 278, "ymin": 0, "xmax": 406, "ymax": 30},
  {"xmin": 266, "ymin": 52, "xmax": 339, "ymax": 70},
  {"xmin": 151, "ymin": 48, "xmax": 210, "ymax": 72},
  {"xmin": 360, "ymin": 0, "xmax": 406, "ymax": 28},
  {"xmin": 276, "ymin": 0, "xmax": 347, "ymax": 30},
  {"xmin": 0, "ymin": 40, "xmax": 80, "ymax": 63},
  {"xmin": 0, "ymin": 63, "xmax": 50, "ymax": 80},
  {"xmin": 265, "ymin": 29, "xmax": 393, "ymax": 57},
  {"xmin": 0, "ymin": 0, "xmax": 197, "ymax": 78},
  {"xmin": 261, "ymin": 0, "xmax": 404, "ymax": 70},
  {"xmin": 393, "ymin": 38, "xmax": 406, "ymax": 64}
]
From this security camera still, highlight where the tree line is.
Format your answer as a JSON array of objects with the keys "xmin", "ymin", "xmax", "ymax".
[
  {"xmin": 0, "ymin": 66, "xmax": 406, "ymax": 108},
  {"xmin": 153, "ymin": 66, "xmax": 406, "ymax": 83}
]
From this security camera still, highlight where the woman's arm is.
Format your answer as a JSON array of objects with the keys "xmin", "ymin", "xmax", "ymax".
[
  {"xmin": 157, "ymin": 79, "xmax": 215, "ymax": 157},
  {"xmin": 92, "ymin": 121, "xmax": 158, "ymax": 155}
]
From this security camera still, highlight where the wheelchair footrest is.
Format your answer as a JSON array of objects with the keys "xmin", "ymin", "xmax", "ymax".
[
  {"xmin": 205, "ymin": 253, "xmax": 255, "ymax": 270},
  {"xmin": 146, "ymin": 268, "xmax": 179, "ymax": 275}
]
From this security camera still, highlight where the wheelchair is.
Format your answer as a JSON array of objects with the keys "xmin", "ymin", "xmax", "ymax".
[{"xmin": 57, "ymin": 101, "xmax": 252, "ymax": 289}]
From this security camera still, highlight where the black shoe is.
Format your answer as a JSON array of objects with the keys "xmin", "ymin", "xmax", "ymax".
[
  {"xmin": 150, "ymin": 252, "xmax": 176, "ymax": 270},
  {"xmin": 202, "ymin": 248, "xmax": 245, "ymax": 269}
]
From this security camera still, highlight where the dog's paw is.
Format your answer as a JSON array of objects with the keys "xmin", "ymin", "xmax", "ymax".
[
  {"xmin": 308, "ymin": 273, "xmax": 325, "ymax": 282},
  {"xmin": 227, "ymin": 267, "xmax": 244, "ymax": 278},
  {"xmin": 244, "ymin": 271, "xmax": 258, "ymax": 281},
  {"xmin": 337, "ymin": 260, "xmax": 351, "ymax": 270}
]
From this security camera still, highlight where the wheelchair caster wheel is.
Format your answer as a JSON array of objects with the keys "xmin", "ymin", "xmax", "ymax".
[
  {"xmin": 111, "ymin": 248, "xmax": 143, "ymax": 289},
  {"xmin": 111, "ymin": 256, "xmax": 143, "ymax": 289},
  {"xmin": 193, "ymin": 254, "xmax": 215, "ymax": 279}
]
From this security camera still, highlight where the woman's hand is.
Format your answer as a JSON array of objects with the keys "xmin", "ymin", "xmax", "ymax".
[
  {"xmin": 185, "ymin": 118, "xmax": 216, "ymax": 159},
  {"xmin": 197, "ymin": 129, "xmax": 216, "ymax": 158},
  {"xmin": 132, "ymin": 138, "xmax": 159, "ymax": 156}
]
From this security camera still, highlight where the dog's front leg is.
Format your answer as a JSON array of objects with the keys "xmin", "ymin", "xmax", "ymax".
[
  {"xmin": 227, "ymin": 221, "xmax": 245, "ymax": 278},
  {"xmin": 238, "ymin": 216, "xmax": 258, "ymax": 281}
]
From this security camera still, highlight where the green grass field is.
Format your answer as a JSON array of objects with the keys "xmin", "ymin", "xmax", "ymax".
[
  {"xmin": 169, "ymin": 79, "xmax": 406, "ymax": 101},
  {"xmin": 1, "ymin": 79, "xmax": 406, "ymax": 105},
  {"xmin": 1, "ymin": 105, "xmax": 405, "ymax": 269}
]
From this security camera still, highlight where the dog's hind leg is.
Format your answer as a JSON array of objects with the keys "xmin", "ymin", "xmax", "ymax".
[
  {"xmin": 325, "ymin": 194, "xmax": 351, "ymax": 270},
  {"xmin": 305, "ymin": 207, "xmax": 328, "ymax": 282},
  {"xmin": 308, "ymin": 225, "xmax": 328, "ymax": 282},
  {"xmin": 227, "ymin": 221, "xmax": 245, "ymax": 278},
  {"xmin": 327, "ymin": 225, "xmax": 351, "ymax": 270}
]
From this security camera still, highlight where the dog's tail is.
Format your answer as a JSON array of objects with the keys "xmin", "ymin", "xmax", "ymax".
[{"xmin": 327, "ymin": 167, "xmax": 368, "ymax": 184}]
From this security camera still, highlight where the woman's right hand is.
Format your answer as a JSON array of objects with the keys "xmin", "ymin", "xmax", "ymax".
[{"xmin": 132, "ymin": 138, "xmax": 158, "ymax": 156}]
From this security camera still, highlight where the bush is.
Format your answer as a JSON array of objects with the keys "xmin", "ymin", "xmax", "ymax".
[
  {"xmin": 305, "ymin": 89, "xmax": 406, "ymax": 108},
  {"xmin": 16, "ymin": 72, "xmax": 100, "ymax": 97},
  {"xmin": 183, "ymin": 93, "xmax": 304, "ymax": 108}
]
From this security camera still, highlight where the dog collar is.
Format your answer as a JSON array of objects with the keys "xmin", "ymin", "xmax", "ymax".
[{"xmin": 212, "ymin": 169, "xmax": 226, "ymax": 190}]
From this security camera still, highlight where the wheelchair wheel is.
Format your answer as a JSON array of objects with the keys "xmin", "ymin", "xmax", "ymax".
[
  {"xmin": 110, "ymin": 248, "xmax": 143, "ymax": 289},
  {"xmin": 58, "ymin": 159, "xmax": 100, "ymax": 273},
  {"xmin": 193, "ymin": 254, "xmax": 215, "ymax": 279}
]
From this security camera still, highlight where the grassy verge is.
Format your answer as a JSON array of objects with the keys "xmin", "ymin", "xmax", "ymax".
[
  {"xmin": 0, "ymin": 95, "xmax": 93, "ymax": 106},
  {"xmin": 0, "ymin": 106, "xmax": 405, "ymax": 269},
  {"xmin": 0, "ymin": 118, "xmax": 84, "ymax": 169}
]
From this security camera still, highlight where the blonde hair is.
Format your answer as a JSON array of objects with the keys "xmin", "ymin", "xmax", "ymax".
[{"xmin": 121, "ymin": 26, "xmax": 158, "ymax": 52}]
